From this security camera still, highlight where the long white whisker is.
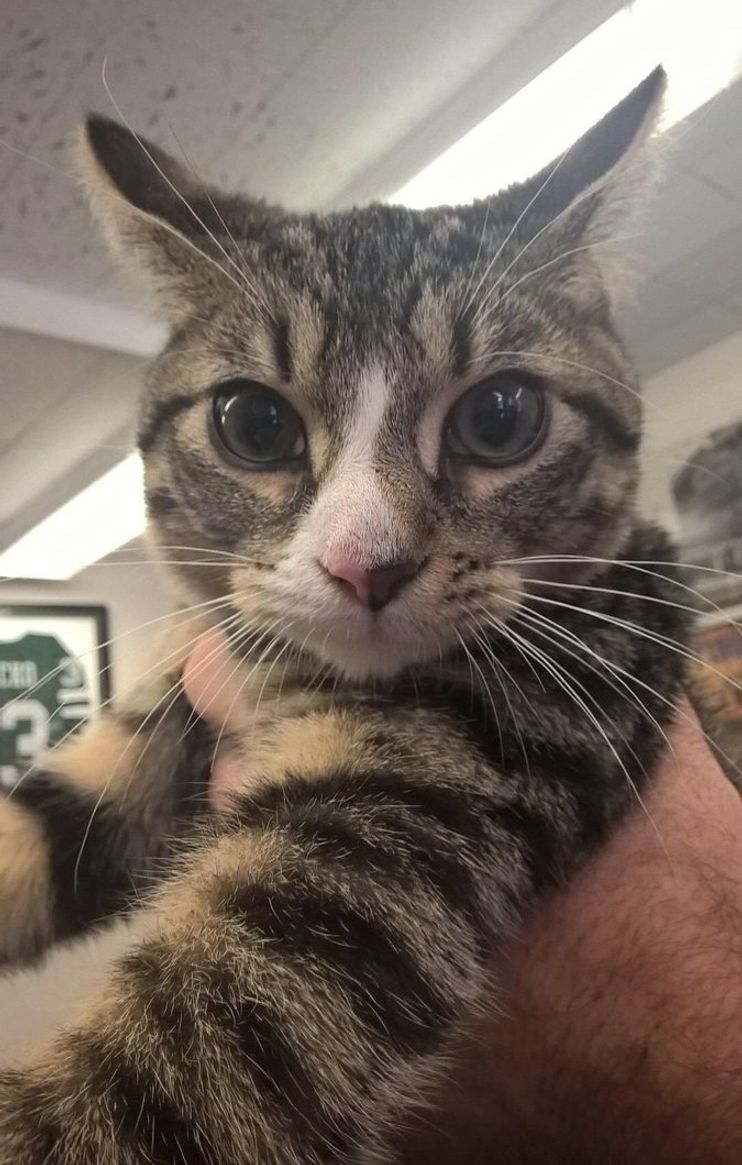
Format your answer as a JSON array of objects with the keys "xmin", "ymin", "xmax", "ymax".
[
  {"xmin": 191, "ymin": 615, "xmax": 294, "ymax": 766},
  {"xmin": 470, "ymin": 130, "xmax": 678, "ymax": 328},
  {"xmin": 167, "ymin": 124, "xmax": 270, "ymax": 319},
  {"xmin": 514, "ymin": 603, "xmax": 742, "ymax": 788},
  {"xmin": 464, "ymin": 349, "xmax": 649, "ymax": 409},
  {"xmin": 3, "ymin": 601, "xmax": 242, "ymax": 801},
  {"xmin": 0, "ymin": 593, "xmax": 234, "ymax": 715},
  {"xmin": 70, "ymin": 606, "xmax": 247, "ymax": 887},
  {"xmin": 454, "ymin": 629, "xmax": 504, "ymax": 759},
  {"xmin": 516, "ymin": 588, "xmax": 742, "ymax": 695},
  {"xmin": 518, "ymin": 576, "xmax": 711, "ymax": 621},
  {"xmin": 511, "ymin": 605, "xmax": 675, "ymax": 759},
  {"xmin": 501, "ymin": 618, "xmax": 666, "ymax": 850},
  {"xmin": 111, "ymin": 543, "xmax": 267, "ymax": 564},
  {"xmin": 100, "ymin": 58, "xmax": 268, "ymax": 314},
  {"xmin": 500, "ymin": 552, "xmax": 742, "ymax": 584},
  {"xmin": 467, "ymin": 620, "xmax": 533, "ymax": 777},
  {"xmin": 250, "ymin": 633, "xmax": 298, "ymax": 734},
  {"xmin": 478, "ymin": 233, "xmax": 639, "ymax": 324},
  {"xmin": 462, "ymin": 143, "xmax": 577, "ymax": 317}
]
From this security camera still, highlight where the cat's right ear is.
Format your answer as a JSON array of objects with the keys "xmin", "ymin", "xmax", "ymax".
[{"xmin": 77, "ymin": 116, "xmax": 237, "ymax": 323}]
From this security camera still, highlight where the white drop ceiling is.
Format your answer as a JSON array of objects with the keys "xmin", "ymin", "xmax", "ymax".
[{"xmin": 1, "ymin": 0, "xmax": 741, "ymax": 556}]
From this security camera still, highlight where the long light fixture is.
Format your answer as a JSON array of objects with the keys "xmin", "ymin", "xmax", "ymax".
[
  {"xmin": 0, "ymin": 454, "xmax": 146, "ymax": 581},
  {"xmin": 4, "ymin": 0, "xmax": 741, "ymax": 581},
  {"xmin": 392, "ymin": 0, "xmax": 742, "ymax": 208}
]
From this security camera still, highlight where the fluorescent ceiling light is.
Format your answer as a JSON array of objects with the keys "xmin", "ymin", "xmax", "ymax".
[
  {"xmin": 392, "ymin": 0, "xmax": 742, "ymax": 208},
  {"xmin": 0, "ymin": 454, "xmax": 145, "ymax": 581},
  {"xmin": 7, "ymin": 0, "xmax": 741, "ymax": 581}
]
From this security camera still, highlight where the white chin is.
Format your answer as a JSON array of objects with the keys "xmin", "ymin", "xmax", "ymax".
[{"xmin": 300, "ymin": 623, "xmax": 445, "ymax": 681}]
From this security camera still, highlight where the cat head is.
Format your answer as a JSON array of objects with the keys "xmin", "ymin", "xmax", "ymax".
[{"xmin": 79, "ymin": 69, "xmax": 665, "ymax": 680}]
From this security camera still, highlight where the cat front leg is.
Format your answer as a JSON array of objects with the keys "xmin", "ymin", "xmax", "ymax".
[
  {"xmin": 0, "ymin": 614, "xmax": 215, "ymax": 968},
  {"xmin": 0, "ymin": 700, "xmax": 601, "ymax": 1164}
]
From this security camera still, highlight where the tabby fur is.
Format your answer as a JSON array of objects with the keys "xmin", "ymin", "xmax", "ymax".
[{"xmin": 0, "ymin": 68, "xmax": 690, "ymax": 1163}]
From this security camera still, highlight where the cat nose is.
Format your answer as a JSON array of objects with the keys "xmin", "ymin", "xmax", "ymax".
[{"xmin": 322, "ymin": 555, "xmax": 419, "ymax": 610}]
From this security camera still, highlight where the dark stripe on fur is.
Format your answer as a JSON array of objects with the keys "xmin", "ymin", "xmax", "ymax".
[
  {"xmin": 0, "ymin": 1077, "xmax": 63, "ymax": 1162},
  {"xmin": 451, "ymin": 310, "xmax": 472, "ymax": 377},
  {"xmin": 568, "ymin": 391, "xmax": 639, "ymax": 451},
  {"xmin": 241, "ymin": 712, "xmax": 584, "ymax": 899},
  {"xmin": 273, "ymin": 316, "xmax": 292, "ymax": 380},
  {"xmin": 138, "ymin": 392, "xmax": 202, "ymax": 453},
  {"xmin": 89, "ymin": 1053, "xmax": 215, "ymax": 1165},
  {"xmin": 493, "ymin": 802, "xmax": 562, "ymax": 890},
  {"xmin": 254, "ymin": 793, "xmax": 486, "ymax": 930},
  {"xmin": 226, "ymin": 877, "xmax": 453, "ymax": 1054},
  {"xmin": 10, "ymin": 771, "xmax": 134, "ymax": 939},
  {"xmin": 123, "ymin": 943, "xmax": 351, "ymax": 1159},
  {"xmin": 244, "ymin": 767, "xmax": 491, "ymax": 849},
  {"xmin": 111, "ymin": 698, "xmax": 213, "ymax": 832},
  {"xmin": 146, "ymin": 486, "xmax": 179, "ymax": 515},
  {"xmin": 231, "ymin": 998, "xmax": 350, "ymax": 1155}
]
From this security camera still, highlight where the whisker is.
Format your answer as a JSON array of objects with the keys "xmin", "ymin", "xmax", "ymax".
[
  {"xmin": 515, "ymin": 587, "xmax": 742, "ymax": 694},
  {"xmin": 4, "ymin": 604, "xmax": 237, "ymax": 802},
  {"xmin": 177, "ymin": 614, "xmax": 289, "ymax": 748},
  {"xmin": 191, "ymin": 615, "xmax": 294, "ymax": 764},
  {"xmin": 250, "ymin": 632, "xmax": 297, "ymax": 733},
  {"xmin": 499, "ymin": 553, "xmax": 742, "ymax": 629},
  {"xmin": 25, "ymin": 598, "xmax": 239, "ymax": 752},
  {"xmin": 513, "ymin": 603, "xmax": 742, "ymax": 788},
  {"xmin": 111, "ymin": 543, "xmax": 265, "ymax": 564},
  {"xmin": 466, "ymin": 620, "xmax": 533, "ymax": 777},
  {"xmin": 459, "ymin": 194, "xmax": 493, "ymax": 316},
  {"xmin": 512, "ymin": 605, "xmax": 675, "ymax": 759},
  {"xmin": 500, "ymin": 552, "xmax": 742, "ymax": 583},
  {"xmin": 479, "ymin": 233, "xmax": 639, "ymax": 323},
  {"xmin": 100, "ymin": 59, "xmax": 268, "ymax": 315},
  {"xmin": 0, "ymin": 136, "xmax": 75, "ymax": 179},
  {"xmin": 461, "ymin": 143, "xmax": 577, "ymax": 318},
  {"xmin": 499, "ymin": 617, "xmax": 666, "ymax": 850},
  {"xmin": 518, "ymin": 575, "xmax": 713, "ymax": 622},
  {"xmin": 0, "ymin": 593, "xmax": 235, "ymax": 718},
  {"xmin": 448, "ymin": 348, "xmax": 651, "ymax": 411},
  {"xmin": 70, "ymin": 605, "xmax": 247, "ymax": 886},
  {"xmin": 469, "ymin": 126, "xmax": 683, "ymax": 329},
  {"xmin": 167, "ymin": 124, "xmax": 269, "ymax": 320},
  {"xmin": 454, "ymin": 629, "xmax": 505, "ymax": 760}
]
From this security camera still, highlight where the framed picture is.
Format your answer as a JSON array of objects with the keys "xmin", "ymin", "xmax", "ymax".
[{"xmin": 0, "ymin": 605, "xmax": 110, "ymax": 792}]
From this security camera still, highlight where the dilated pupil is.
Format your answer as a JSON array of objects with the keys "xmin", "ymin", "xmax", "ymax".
[
  {"xmin": 237, "ymin": 394, "xmax": 286, "ymax": 455},
  {"xmin": 217, "ymin": 385, "xmax": 301, "ymax": 461},
  {"xmin": 469, "ymin": 386, "xmax": 520, "ymax": 446}
]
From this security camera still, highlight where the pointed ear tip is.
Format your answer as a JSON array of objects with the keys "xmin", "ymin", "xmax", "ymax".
[
  {"xmin": 81, "ymin": 114, "xmax": 131, "ymax": 158},
  {"xmin": 635, "ymin": 64, "xmax": 668, "ymax": 115},
  {"xmin": 646, "ymin": 63, "xmax": 667, "ymax": 94},
  {"xmin": 74, "ymin": 116, "xmax": 131, "ymax": 202}
]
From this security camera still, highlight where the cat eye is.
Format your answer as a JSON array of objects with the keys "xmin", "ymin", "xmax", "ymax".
[
  {"xmin": 212, "ymin": 379, "xmax": 306, "ymax": 467},
  {"xmin": 445, "ymin": 374, "xmax": 547, "ymax": 466}
]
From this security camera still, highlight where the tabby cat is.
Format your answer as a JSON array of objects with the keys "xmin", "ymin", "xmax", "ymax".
[{"xmin": 0, "ymin": 68, "xmax": 689, "ymax": 1163}]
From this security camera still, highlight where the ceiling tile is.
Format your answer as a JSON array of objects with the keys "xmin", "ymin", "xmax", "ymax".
[
  {"xmin": 631, "ymin": 301, "xmax": 742, "ymax": 379},
  {"xmin": 657, "ymin": 221, "xmax": 742, "ymax": 304},
  {"xmin": 639, "ymin": 170, "xmax": 742, "ymax": 272}
]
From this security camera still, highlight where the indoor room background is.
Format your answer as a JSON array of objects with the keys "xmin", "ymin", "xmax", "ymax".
[{"xmin": 1, "ymin": 0, "xmax": 741, "ymax": 1059}]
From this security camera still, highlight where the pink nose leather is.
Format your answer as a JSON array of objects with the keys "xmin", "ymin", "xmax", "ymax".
[{"xmin": 322, "ymin": 554, "xmax": 418, "ymax": 611}]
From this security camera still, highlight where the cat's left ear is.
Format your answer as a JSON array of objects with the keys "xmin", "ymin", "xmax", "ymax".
[
  {"xmin": 498, "ymin": 66, "xmax": 668, "ymax": 301},
  {"xmin": 77, "ymin": 116, "xmax": 251, "ymax": 323}
]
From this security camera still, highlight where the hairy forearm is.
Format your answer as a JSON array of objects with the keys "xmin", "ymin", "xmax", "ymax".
[{"xmin": 394, "ymin": 705, "xmax": 742, "ymax": 1164}]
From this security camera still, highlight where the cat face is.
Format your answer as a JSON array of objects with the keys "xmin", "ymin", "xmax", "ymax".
[{"xmin": 81, "ymin": 70, "xmax": 664, "ymax": 679}]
